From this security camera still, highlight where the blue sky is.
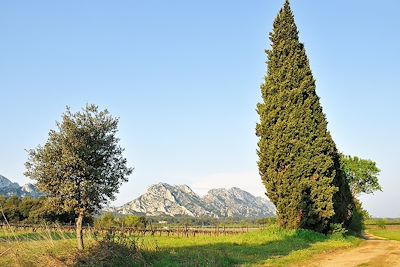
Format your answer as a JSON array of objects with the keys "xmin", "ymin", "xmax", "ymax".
[{"xmin": 0, "ymin": 1, "xmax": 399, "ymax": 217}]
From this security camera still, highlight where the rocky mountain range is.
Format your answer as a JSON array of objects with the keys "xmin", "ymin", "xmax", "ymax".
[
  {"xmin": 0, "ymin": 174, "xmax": 41, "ymax": 198},
  {"xmin": 117, "ymin": 183, "xmax": 275, "ymax": 218},
  {"xmin": 0, "ymin": 174, "xmax": 276, "ymax": 218}
]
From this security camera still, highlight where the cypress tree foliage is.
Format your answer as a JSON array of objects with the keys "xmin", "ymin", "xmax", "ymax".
[{"xmin": 256, "ymin": 0, "xmax": 353, "ymax": 232}]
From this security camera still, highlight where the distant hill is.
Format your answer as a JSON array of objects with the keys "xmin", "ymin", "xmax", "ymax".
[
  {"xmin": 117, "ymin": 183, "xmax": 275, "ymax": 218},
  {"xmin": 0, "ymin": 174, "xmax": 41, "ymax": 198}
]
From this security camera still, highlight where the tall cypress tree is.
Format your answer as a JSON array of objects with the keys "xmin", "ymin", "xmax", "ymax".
[{"xmin": 256, "ymin": 0, "xmax": 353, "ymax": 232}]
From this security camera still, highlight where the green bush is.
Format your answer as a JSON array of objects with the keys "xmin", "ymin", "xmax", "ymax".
[
  {"xmin": 376, "ymin": 219, "xmax": 387, "ymax": 229},
  {"xmin": 256, "ymin": 217, "xmax": 276, "ymax": 225},
  {"xmin": 94, "ymin": 213, "xmax": 119, "ymax": 228},
  {"xmin": 122, "ymin": 216, "xmax": 147, "ymax": 228},
  {"xmin": 94, "ymin": 213, "xmax": 147, "ymax": 229},
  {"xmin": 329, "ymin": 223, "xmax": 348, "ymax": 237},
  {"xmin": 347, "ymin": 198, "xmax": 369, "ymax": 234}
]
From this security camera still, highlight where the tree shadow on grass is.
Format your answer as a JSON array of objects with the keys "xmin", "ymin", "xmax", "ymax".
[
  {"xmin": 72, "ymin": 230, "xmax": 329, "ymax": 267},
  {"xmin": 143, "ymin": 232, "xmax": 322, "ymax": 267}
]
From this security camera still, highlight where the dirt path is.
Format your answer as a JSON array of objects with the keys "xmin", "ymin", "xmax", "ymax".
[{"xmin": 299, "ymin": 234, "xmax": 400, "ymax": 267}]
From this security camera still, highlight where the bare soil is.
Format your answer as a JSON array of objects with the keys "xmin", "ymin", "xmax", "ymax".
[{"xmin": 298, "ymin": 234, "xmax": 400, "ymax": 267}]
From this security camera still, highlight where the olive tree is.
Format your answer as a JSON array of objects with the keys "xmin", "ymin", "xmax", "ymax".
[{"xmin": 25, "ymin": 104, "xmax": 132, "ymax": 250}]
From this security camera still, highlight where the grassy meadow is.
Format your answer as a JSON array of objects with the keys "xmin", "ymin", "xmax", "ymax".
[
  {"xmin": 0, "ymin": 224, "xmax": 361, "ymax": 267},
  {"xmin": 366, "ymin": 225, "xmax": 400, "ymax": 241}
]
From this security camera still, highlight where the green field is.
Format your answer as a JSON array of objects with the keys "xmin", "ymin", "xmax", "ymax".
[
  {"xmin": 367, "ymin": 225, "xmax": 400, "ymax": 241},
  {"xmin": 0, "ymin": 225, "xmax": 361, "ymax": 267}
]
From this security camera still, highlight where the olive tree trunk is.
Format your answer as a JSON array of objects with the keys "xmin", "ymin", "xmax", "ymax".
[{"xmin": 76, "ymin": 211, "xmax": 85, "ymax": 250}]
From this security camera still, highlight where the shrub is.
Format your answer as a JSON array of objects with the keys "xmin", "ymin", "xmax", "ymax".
[
  {"xmin": 376, "ymin": 219, "xmax": 387, "ymax": 229},
  {"xmin": 347, "ymin": 198, "xmax": 370, "ymax": 234},
  {"xmin": 122, "ymin": 216, "xmax": 147, "ymax": 228},
  {"xmin": 95, "ymin": 213, "xmax": 119, "ymax": 228},
  {"xmin": 94, "ymin": 213, "xmax": 147, "ymax": 229},
  {"xmin": 256, "ymin": 217, "xmax": 276, "ymax": 226},
  {"xmin": 329, "ymin": 223, "xmax": 348, "ymax": 237}
]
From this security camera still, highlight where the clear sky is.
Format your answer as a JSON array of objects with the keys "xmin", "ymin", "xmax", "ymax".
[{"xmin": 1, "ymin": 1, "xmax": 399, "ymax": 217}]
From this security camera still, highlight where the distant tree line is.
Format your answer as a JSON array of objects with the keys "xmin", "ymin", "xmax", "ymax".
[
  {"xmin": 0, "ymin": 196, "xmax": 82, "ymax": 224},
  {"xmin": 94, "ymin": 213, "xmax": 147, "ymax": 228},
  {"xmin": 95, "ymin": 214, "xmax": 276, "ymax": 228},
  {"xmin": 0, "ymin": 197, "xmax": 146, "ymax": 229},
  {"xmin": 145, "ymin": 215, "xmax": 274, "ymax": 227}
]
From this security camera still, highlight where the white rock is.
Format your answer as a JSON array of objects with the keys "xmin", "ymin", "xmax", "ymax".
[{"xmin": 117, "ymin": 182, "xmax": 276, "ymax": 218}]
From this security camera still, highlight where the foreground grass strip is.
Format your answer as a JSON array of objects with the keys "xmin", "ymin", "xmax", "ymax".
[
  {"xmin": 0, "ymin": 225, "xmax": 361, "ymax": 266},
  {"xmin": 140, "ymin": 225, "xmax": 360, "ymax": 266}
]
